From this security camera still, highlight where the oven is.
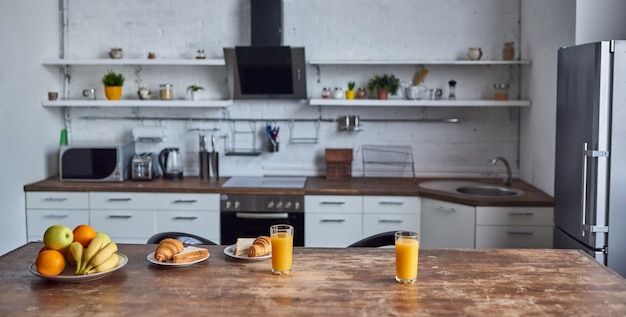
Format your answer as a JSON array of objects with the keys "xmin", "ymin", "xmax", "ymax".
[{"xmin": 220, "ymin": 194, "xmax": 305, "ymax": 246}]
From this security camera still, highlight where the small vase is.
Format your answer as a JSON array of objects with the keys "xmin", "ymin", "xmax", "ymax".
[
  {"xmin": 104, "ymin": 86, "xmax": 122, "ymax": 100},
  {"xmin": 377, "ymin": 89, "xmax": 389, "ymax": 100},
  {"xmin": 467, "ymin": 47, "xmax": 482, "ymax": 61},
  {"xmin": 345, "ymin": 90, "xmax": 355, "ymax": 100},
  {"xmin": 356, "ymin": 88, "xmax": 367, "ymax": 99}
]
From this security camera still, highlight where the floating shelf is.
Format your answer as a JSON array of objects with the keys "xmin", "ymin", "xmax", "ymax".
[
  {"xmin": 308, "ymin": 60, "xmax": 531, "ymax": 66},
  {"xmin": 42, "ymin": 99, "xmax": 233, "ymax": 108},
  {"xmin": 42, "ymin": 58, "xmax": 225, "ymax": 66},
  {"xmin": 309, "ymin": 99, "xmax": 531, "ymax": 107}
]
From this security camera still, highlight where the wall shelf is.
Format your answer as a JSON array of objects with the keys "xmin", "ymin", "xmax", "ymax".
[
  {"xmin": 42, "ymin": 58, "xmax": 225, "ymax": 66},
  {"xmin": 42, "ymin": 99, "xmax": 232, "ymax": 108},
  {"xmin": 309, "ymin": 98, "xmax": 531, "ymax": 107},
  {"xmin": 308, "ymin": 60, "xmax": 531, "ymax": 66}
]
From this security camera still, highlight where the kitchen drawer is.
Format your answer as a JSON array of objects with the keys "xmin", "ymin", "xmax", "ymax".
[
  {"xmin": 26, "ymin": 209, "xmax": 89, "ymax": 241},
  {"xmin": 89, "ymin": 209, "xmax": 155, "ymax": 239},
  {"xmin": 363, "ymin": 196, "xmax": 420, "ymax": 214},
  {"xmin": 155, "ymin": 210, "xmax": 220, "ymax": 243},
  {"xmin": 90, "ymin": 192, "xmax": 155, "ymax": 210},
  {"xmin": 153, "ymin": 193, "xmax": 219, "ymax": 211},
  {"xmin": 305, "ymin": 213, "xmax": 362, "ymax": 247},
  {"xmin": 363, "ymin": 213, "xmax": 420, "ymax": 237},
  {"xmin": 26, "ymin": 192, "xmax": 89, "ymax": 209},
  {"xmin": 475, "ymin": 226, "xmax": 553, "ymax": 249},
  {"xmin": 476, "ymin": 207, "xmax": 553, "ymax": 226},
  {"xmin": 305, "ymin": 195, "xmax": 363, "ymax": 214}
]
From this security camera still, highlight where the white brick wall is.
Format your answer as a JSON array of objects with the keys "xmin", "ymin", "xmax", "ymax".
[{"xmin": 62, "ymin": 0, "xmax": 521, "ymax": 178}]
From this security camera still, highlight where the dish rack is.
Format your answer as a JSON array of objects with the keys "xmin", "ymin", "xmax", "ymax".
[{"xmin": 361, "ymin": 145, "xmax": 415, "ymax": 179}]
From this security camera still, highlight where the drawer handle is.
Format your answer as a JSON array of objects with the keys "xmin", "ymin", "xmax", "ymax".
[
  {"xmin": 44, "ymin": 214, "xmax": 68, "ymax": 219},
  {"xmin": 378, "ymin": 219, "xmax": 403, "ymax": 223},
  {"xmin": 174, "ymin": 199, "xmax": 198, "ymax": 203},
  {"xmin": 320, "ymin": 201, "xmax": 346, "ymax": 205},
  {"xmin": 108, "ymin": 198, "xmax": 132, "ymax": 202},
  {"xmin": 507, "ymin": 212, "xmax": 535, "ymax": 216},
  {"xmin": 44, "ymin": 197, "xmax": 68, "ymax": 202},
  {"xmin": 379, "ymin": 201, "xmax": 404, "ymax": 206},
  {"xmin": 436, "ymin": 206, "xmax": 456, "ymax": 213},
  {"xmin": 236, "ymin": 212, "xmax": 288, "ymax": 219},
  {"xmin": 174, "ymin": 216, "xmax": 198, "ymax": 220},
  {"xmin": 107, "ymin": 215, "xmax": 132, "ymax": 219},
  {"xmin": 507, "ymin": 231, "xmax": 534, "ymax": 236},
  {"xmin": 320, "ymin": 219, "xmax": 346, "ymax": 223}
]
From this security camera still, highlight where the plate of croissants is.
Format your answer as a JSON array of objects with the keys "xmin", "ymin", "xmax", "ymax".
[
  {"xmin": 224, "ymin": 236, "xmax": 272, "ymax": 260},
  {"xmin": 147, "ymin": 238, "xmax": 210, "ymax": 267}
]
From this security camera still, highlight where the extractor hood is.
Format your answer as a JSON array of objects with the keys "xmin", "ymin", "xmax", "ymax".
[{"xmin": 224, "ymin": 0, "xmax": 307, "ymax": 100}]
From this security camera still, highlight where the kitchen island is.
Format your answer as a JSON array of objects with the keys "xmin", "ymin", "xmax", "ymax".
[{"xmin": 1, "ymin": 243, "xmax": 624, "ymax": 316}]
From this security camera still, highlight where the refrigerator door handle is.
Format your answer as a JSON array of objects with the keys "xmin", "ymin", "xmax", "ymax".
[{"xmin": 581, "ymin": 142, "xmax": 610, "ymax": 235}]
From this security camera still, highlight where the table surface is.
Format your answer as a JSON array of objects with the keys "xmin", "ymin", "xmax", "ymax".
[{"xmin": 2, "ymin": 243, "xmax": 625, "ymax": 316}]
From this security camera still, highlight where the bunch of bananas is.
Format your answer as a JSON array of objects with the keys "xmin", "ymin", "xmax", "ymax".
[{"xmin": 68, "ymin": 236, "xmax": 120, "ymax": 275}]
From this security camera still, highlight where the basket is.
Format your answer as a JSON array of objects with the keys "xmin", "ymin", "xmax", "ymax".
[{"xmin": 325, "ymin": 148, "xmax": 353, "ymax": 180}]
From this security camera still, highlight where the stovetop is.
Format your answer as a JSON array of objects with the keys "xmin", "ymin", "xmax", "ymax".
[{"xmin": 221, "ymin": 176, "xmax": 307, "ymax": 189}]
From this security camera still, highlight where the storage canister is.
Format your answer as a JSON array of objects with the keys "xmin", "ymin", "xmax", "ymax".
[
  {"xmin": 493, "ymin": 84, "xmax": 510, "ymax": 101},
  {"xmin": 159, "ymin": 84, "xmax": 174, "ymax": 100}
]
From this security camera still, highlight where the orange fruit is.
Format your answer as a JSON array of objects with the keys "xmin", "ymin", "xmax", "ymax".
[
  {"xmin": 36, "ymin": 250, "xmax": 65, "ymax": 276},
  {"xmin": 73, "ymin": 224, "xmax": 96, "ymax": 248}
]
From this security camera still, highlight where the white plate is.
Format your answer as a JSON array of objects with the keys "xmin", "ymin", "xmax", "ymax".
[
  {"xmin": 29, "ymin": 253, "xmax": 128, "ymax": 283},
  {"xmin": 147, "ymin": 246, "xmax": 210, "ymax": 267},
  {"xmin": 223, "ymin": 244, "xmax": 271, "ymax": 260}
]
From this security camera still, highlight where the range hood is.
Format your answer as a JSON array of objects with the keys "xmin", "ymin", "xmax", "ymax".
[{"xmin": 224, "ymin": 0, "xmax": 307, "ymax": 100}]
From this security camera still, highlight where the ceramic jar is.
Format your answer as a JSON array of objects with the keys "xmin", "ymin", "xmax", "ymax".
[
  {"xmin": 467, "ymin": 47, "xmax": 482, "ymax": 61},
  {"xmin": 138, "ymin": 87, "xmax": 152, "ymax": 100},
  {"xmin": 109, "ymin": 48, "xmax": 123, "ymax": 59}
]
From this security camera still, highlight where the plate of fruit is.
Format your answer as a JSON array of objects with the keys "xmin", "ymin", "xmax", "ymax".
[{"xmin": 29, "ymin": 224, "xmax": 128, "ymax": 283}]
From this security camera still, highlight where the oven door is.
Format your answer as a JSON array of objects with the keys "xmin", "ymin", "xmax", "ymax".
[{"xmin": 220, "ymin": 211, "xmax": 304, "ymax": 246}]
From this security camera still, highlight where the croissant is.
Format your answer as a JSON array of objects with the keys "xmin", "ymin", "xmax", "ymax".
[
  {"xmin": 154, "ymin": 238, "xmax": 184, "ymax": 262},
  {"xmin": 248, "ymin": 236, "xmax": 272, "ymax": 257}
]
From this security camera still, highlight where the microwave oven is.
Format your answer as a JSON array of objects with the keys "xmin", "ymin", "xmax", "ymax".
[{"xmin": 59, "ymin": 142, "xmax": 135, "ymax": 182}]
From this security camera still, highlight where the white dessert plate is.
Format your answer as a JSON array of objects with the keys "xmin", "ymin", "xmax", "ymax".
[
  {"xmin": 223, "ymin": 244, "xmax": 271, "ymax": 260},
  {"xmin": 29, "ymin": 253, "xmax": 128, "ymax": 283},
  {"xmin": 147, "ymin": 246, "xmax": 210, "ymax": 267}
]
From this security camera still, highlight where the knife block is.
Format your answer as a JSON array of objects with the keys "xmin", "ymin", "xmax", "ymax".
[{"xmin": 325, "ymin": 148, "xmax": 353, "ymax": 180}]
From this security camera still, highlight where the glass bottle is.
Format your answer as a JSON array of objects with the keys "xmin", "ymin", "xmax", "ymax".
[
  {"xmin": 448, "ymin": 79, "xmax": 457, "ymax": 100},
  {"xmin": 321, "ymin": 87, "xmax": 331, "ymax": 99},
  {"xmin": 502, "ymin": 42, "xmax": 515, "ymax": 61}
]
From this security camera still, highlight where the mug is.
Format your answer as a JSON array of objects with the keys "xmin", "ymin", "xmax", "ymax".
[{"xmin": 82, "ymin": 88, "xmax": 96, "ymax": 100}]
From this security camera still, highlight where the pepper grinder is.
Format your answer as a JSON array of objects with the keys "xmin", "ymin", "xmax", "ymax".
[{"xmin": 448, "ymin": 79, "xmax": 457, "ymax": 100}]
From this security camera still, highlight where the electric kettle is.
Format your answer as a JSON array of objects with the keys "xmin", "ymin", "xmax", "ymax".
[{"xmin": 158, "ymin": 148, "xmax": 183, "ymax": 180}]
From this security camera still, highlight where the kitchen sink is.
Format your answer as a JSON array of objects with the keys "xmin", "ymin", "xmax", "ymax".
[{"xmin": 419, "ymin": 180, "xmax": 524, "ymax": 198}]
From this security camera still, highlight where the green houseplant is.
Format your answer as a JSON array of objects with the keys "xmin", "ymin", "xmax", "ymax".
[
  {"xmin": 367, "ymin": 74, "xmax": 400, "ymax": 100},
  {"xmin": 345, "ymin": 81, "xmax": 356, "ymax": 100},
  {"xmin": 187, "ymin": 85, "xmax": 204, "ymax": 101},
  {"xmin": 101, "ymin": 70, "xmax": 125, "ymax": 100}
]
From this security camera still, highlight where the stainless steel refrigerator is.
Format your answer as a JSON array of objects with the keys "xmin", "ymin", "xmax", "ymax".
[{"xmin": 554, "ymin": 40, "xmax": 626, "ymax": 277}]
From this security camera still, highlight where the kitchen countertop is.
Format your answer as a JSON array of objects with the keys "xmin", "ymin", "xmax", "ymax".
[
  {"xmin": 2, "ymin": 243, "xmax": 624, "ymax": 316},
  {"xmin": 23, "ymin": 176, "xmax": 553, "ymax": 207}
]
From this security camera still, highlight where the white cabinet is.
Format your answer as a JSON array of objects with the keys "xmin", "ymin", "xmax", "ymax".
[
  {"xmin": 420, "ymin": 198, "xmax": 476, "ymax": 248},
  {"xmin": 362, "ymin": 196, "xmax": 420, "ymax": 237},
  {"xmin": 154, "ymin": 193, "xmax": 220, "ymax": 244},
  {"xmin": 475, "ymin": 207, "xmax": 553, "ymax": 249},
  {"xmin": 305, "ymin": 195, "xmax": 363, "ymax": 247},
  {"xmin": 89, "ymin": 192, "xmax": 156, "ymax": 244},
  {"xmin": 25, "ymin": 192, "xmax": 90, "ymax": 242}
]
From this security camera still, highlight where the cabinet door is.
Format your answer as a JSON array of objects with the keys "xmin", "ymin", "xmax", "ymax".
[
  {"xmin": 89, "ymin": 192, "xmax": 155, "ymax": 210},
  {"xmin": 89, "ymin": 209, "xmax": 155, "ymax": 244},
  {"xmin": 305, "ymin": 213, "xmax": 363, "ymax": 247},
  {"xmin": 26, "ymin": 209, "xmax": 89, "ymax": 242},
  {"xmin": 475, "ymin": 226, "xmax": 553, "ymax": 249},
  {"xmin": 305, "ymin": 195, "xmax": 362, "ymax": 214},
  {"xmin": 420, "ymin": 198, "xmax": 475, "ymax": 248},
  {"xmin": 363, "ymin": 196, "xmax": 420, "ymax": 237},
  {"xmin": 26, "ymin": 192, "xmax": 89, "ymax": 209}
]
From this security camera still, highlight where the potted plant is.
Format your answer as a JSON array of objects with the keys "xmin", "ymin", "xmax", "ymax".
[
  {"xmin": 101, "ymin": 70, "xmax": 125, "ymax": 100},
  {"xmin": 367, "ymin": 74, "xmax": 400, "ymax": 100},
  {"xmin": 345, "ymin": 81, "xmax": 356, "ymax": 100},
  {"xmin": 187, "ymin": 85, "xmax": 204, "ymax": 101}
]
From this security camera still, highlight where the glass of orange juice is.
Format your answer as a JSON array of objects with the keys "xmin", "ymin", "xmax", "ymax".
[
  {"xmin": 270, "ymin": 224, "xmax": 294, "ymax": 275},
  {"xmin": 395, "ymin": 231, "xmax": 419, "ymax": 284}
]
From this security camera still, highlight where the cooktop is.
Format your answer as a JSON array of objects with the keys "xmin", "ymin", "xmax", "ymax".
[{"xmin": 221, "ymin": 176, "xmax": 307, "ymax": 189}]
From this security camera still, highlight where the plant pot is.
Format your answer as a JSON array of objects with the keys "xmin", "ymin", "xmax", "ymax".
[
  {"xmin": 377, "ymin": 89, "xmax": 389, "ymax": 100},
  {"xmin": 104, "ymin": 86, "xmax": 122, "ymax": 100},
  {"xmin": 345, "ymin": 90, "xmax": 355, "ymax": 100},
  {"xmin": 191, "ymin": 91, "xmax": 200, "ymax": 101}
]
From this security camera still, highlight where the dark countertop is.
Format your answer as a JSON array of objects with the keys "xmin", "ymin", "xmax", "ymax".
[
  {"xmin": 2, "ymin": 243, "xmax": 624, "ymax": 316},
  {"xmin": 24, "ymin": 176, "xmax": 553, "ymax": 207}
]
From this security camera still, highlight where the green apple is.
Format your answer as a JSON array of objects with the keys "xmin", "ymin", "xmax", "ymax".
[
  {"xmin": 95, "ymin": 232, "xmax": 112, "ymax": 246},
  {"xmin": 43, "ymin": 225, "xmax": 74, "ymax": 250}
]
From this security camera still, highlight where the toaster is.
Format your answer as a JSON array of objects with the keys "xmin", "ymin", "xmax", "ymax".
[{"xmin": 131, "ymin": 152, "xmax": 159, "ymax": 181}]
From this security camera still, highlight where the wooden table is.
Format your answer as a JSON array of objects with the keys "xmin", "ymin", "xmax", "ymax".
[{"xmin": 1, "ymin": 243, "xmax": 625, "ymax": 316}]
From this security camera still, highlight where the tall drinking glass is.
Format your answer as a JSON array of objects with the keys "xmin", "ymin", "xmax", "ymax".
[
  {"xmin": 395, "ymin": 231, "xmax": 419, "ymax": 284},
  {"xmin": 270, "ymin": 224, "xmax": 294, "ymax": 275}
]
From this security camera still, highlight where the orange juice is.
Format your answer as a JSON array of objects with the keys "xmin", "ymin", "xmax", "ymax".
[
  {"xmin": 395, "ymin": 238, "xmax": 419, "ymax": 283},
  {"xmin": 271, "ymin": 232, "xmax": 293, "ymax": 274}
]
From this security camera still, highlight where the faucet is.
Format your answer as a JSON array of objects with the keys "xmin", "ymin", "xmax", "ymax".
[{"xmin": 490, "ymin": 156, "xmax": 512, "ymax": 186}]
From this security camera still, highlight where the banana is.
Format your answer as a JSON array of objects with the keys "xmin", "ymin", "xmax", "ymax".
[
  {"xmin": 68, "ymin": 241, "xmax": 84, "ymax": 274},
  {"xmin": 81, "ymin": 235, "xmax": 104, "ymax": 273},
  {"xmin": 84, "ymin": 242, "xmax": 118, "ymax": 273},
  {"xmin": 92, "ymin": 253, "xmax": 120, "ymax": 274}
]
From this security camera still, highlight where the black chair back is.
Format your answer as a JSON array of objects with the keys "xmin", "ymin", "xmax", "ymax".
[
  {"xmin": 147, "ymin": 232, "xmax": 217, "ymax": 246},
  {"xmin": 348, "ymin": 231, "xmax": 396, "ymax": 248}
]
